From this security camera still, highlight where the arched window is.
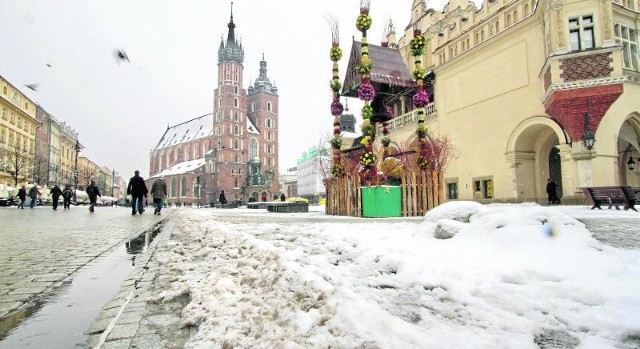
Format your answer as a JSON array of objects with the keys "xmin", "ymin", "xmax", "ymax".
[
  {"xmin": 249, "ymin": 138, "xmax": 258, "ymax": 160},
  {"xmin": 217, "ymin": 139, "xmax": 222, "ymax": 150},
  {"xmin": 267, "ymin": 102, "xmax": 272, "ymax": 112},
  {"xmin": 234, "ymin": 154, "xmax": 239, "ymax": 163},
  {"xmin": 234, "ymin": 139, "xmax": 240, "ymax": 149},
  {"xmin": 171, "ymin": 178, "xmax": 177, "ymax": 197},
  {"xmin": 234, "ymin": 98, "xmax": 238, "ymax": 107},
  {"xmin": 234, "ymin": 86, "xmax": 239, "ymax": 94},
  {"xmin": 524, "ymin": 3, "xmax": 530, "ymax": 16},
  {"xmin": 234, "ymin": 125, "xmax": 239, "ymax": 135},
  {"xmin": 266, "ymin": 118, "xmax": 272, "ymax": 128},
  {"xmin": 234, "ymin": 111, "xmax": 239, "ymax": 122},
  {"xmin": 181, "ymin": 177, "xmax": 187, "ymax": 196}
]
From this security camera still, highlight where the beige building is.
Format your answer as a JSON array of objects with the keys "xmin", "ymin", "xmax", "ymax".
[
  {"xmin": 376, "ymin": 0, "xmax": 640, "ymax": 203},
  {"xmin": 0, "ymin": 75, "xmax": 39, "ymax": 186},
  {"xmin": 78, "ymin": 156, "xmax": 100, "ymax": 190}
]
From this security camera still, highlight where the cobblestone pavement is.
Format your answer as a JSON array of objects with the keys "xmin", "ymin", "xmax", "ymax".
[{"xmin": 0, "ymin": 206, "xmax": 164, "ymax": 324}]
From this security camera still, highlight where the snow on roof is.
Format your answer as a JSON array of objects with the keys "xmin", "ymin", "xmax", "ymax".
[
  {"xmin": 155, "ymin": 114, "xmax": 213, "ymax": 150},
  {"xmin": 149, "ymin": 158, "xmax": 205, "ymax": 178},
  {"xmin": 247, "ymin": 117, "xmax": 260, "ymax": 134}
]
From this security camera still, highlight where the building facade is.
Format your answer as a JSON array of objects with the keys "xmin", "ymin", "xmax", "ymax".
[
  {"xmin": 148, "ymin": 7, "xmax": 280, "ymax": 205},
  {"xmin": 373, "ymin": 0, "xmax": 640, "ymax": 203},
  {"xmin": 296, "ymin": 146, "xmax": 329, "ymax": 203},
  {"xmin": 0, "ymin": 75, "xmax": 38, "ymax": 186}
]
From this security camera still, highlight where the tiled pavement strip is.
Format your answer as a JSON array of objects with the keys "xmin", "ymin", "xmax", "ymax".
[{"xmin": 0, "ymin": 206, "xmax": 165, "ymax": 345}]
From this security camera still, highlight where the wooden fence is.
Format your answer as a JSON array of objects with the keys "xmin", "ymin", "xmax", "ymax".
[{"xmin": 325, "ymin": 170, "xmax": 443, "ymax": 217}]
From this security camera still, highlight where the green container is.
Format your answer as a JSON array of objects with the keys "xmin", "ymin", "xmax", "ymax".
[{"xmin": 361, "ymin": 186, "xmax": 402, "ymax": 217}]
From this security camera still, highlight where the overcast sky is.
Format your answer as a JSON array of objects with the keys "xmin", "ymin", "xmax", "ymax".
[{"xmin": 0, "ymin": 0, "xmax": 471, "ymax": 179}]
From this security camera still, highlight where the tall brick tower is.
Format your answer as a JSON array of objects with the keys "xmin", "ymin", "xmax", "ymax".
[{"xmin": 211, "ymin": 3, "xmax": 279, "ymax": 203}]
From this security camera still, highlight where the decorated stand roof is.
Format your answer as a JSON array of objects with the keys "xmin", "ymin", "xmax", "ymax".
[{"xmin": 341, "ymin": 40, "xmax": 415, "ymax": 96}]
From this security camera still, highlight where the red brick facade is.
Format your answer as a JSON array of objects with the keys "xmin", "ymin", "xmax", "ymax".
[{"xmin": 544, "ymin": 84, "xmax": 623, "ymax": 141}]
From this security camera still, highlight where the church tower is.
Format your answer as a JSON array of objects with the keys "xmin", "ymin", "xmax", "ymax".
[
  {"xmin": 247, "ymin": 54, "xmax": 279, "ymax": 198},
  {"xmin": 210, "ymin": 3, "xmax": 280, "ymax": 203}
]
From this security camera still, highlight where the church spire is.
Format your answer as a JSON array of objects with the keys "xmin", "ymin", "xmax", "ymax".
[
  {"xmin": 226, "ymin": 1, "xmax": 236, "ymax": 47},
  {"xmin": 218, "ymin": 1, "xmax": 244, "ymax": 64}
]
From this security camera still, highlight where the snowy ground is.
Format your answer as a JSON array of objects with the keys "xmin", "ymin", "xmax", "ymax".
[{"xmin": 149, "ymin": 203, "xmax": 640, "ymax": 349}]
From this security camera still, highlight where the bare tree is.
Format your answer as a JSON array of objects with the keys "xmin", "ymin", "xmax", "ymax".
[
  {"xmin": 78, "ymin": 167, "xmax": 96, "ymax": 189},
  {"xmin": 32, "ymin": 153, "xmax": 48, "ymax": 185},
  {"xmin": 5, "ymin": 143, "xmax": 33, "ymax": 187},
  {"xmin": 313, "ymin": 134, "xmax": 332, "ymax": 182}
]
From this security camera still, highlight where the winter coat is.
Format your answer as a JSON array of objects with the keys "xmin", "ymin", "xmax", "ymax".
[
  {"xmin": 28, "ymin": 186, "xmax": 38, "ymax": 199},
  {"xmin": 17, "ymin": 188, "xmax": 27, "ymax": 200},
  {"xmin": 127, "ymin": 175, "xmax": 148, "ymax": 196},
  {"xmin": 50, "ymin": 186, "xmax": 62, "ymax": 198},
  {"xmin": 62, "ymin": 188, "xmax": 74, "ymax": 199},
  {"xmin": 86, "ymin": 184, "xmax": 101, "ymax": 199},
  {"xmin": 150, "ymin": 179, "xmax": 167, "ymax": 200}
]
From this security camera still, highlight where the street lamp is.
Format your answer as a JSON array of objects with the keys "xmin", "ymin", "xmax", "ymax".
[
  {"xmin": 582, "ymin": 99, "xmax": 596, "ymax": 150},
  {"xmin": 73, "ymin": 139, "xmax": 80, "ymax": 203},
  {"xmin": 111, "ymin": 168, "xmax": 116, "ymax": 196}
]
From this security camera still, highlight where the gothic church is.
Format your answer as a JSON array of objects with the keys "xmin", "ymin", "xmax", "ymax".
[{"xmin": 148, "ymin": 6, "xmax": 279, "ymax": 205}]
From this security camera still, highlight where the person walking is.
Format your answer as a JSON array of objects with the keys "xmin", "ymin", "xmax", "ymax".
[
  {"xmin": 28, "ymin": 185, "xmax": 39, "ymax": 208},
  {"xmin": 50, "ymin": 184, "xmax": 62, "ymax": 210},
  {"xmin": 16, "ymin": 185, "xmax": 27, "ymax": 209},
  {"xmin": 219, "ymin": 190, "xmax": 227, "ymax": 206},
  {"xmin": 150, "ymin": 177, "xmax": 167, "ymax": 215},
  {"xmin": 127, "ymin": 170, "xmax": 148, "ymax": 215},
  {"xmin": 86, "ymin": 180, "xmax": 101, "ymax": 213},
  {"xmin": 546, "ymin": 179, "xmax": 559, "ymax": 205},
  {"xmin": 62, "ymin": 184, "xmax": 73, "ymax": 209}
]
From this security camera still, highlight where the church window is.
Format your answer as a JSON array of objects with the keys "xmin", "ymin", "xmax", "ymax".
[
  {"xmin": 218, "ymin": 98, "xmax": 222, "ymax": 108},
  {"xmin": 266, "ymin": 118, "xmax": 272, "ymax": 128},
  {"xmin": 249, "ymin": 138, "xmax": 258, "ymax": 160},
  {"xmin": 234, "ymin": 138, "xmax": 239, "ymax": 150},
  {"xmin": 217, "ymin": 139, "xmax": 222, "ymax": 150},
  {"xmin": 234, "ymin": 85, "xmax": 239, "ymax": 94},
  {"xmin": 234, "ymin": 111, "xmax": 239, "ymax": 122},
  {"xmin": 181, "ymin": 177, "xmax": 187, "ymax": 196},
  {"xmin": 267, "ymin": 101, "xmax": 272, "ymax": 112},
  {"xmin": 234, "ymin": 98, "xmax": 238, "ymax": 107},
  {"xmin": 171, "ymin": 178, "xmax": 177, "ymax": 197},
  {"xmin": 234, "ymin": 154, "xmax": 239, "ymax": 163},
  {"xmin": 234, "ymin": 125, "xmax": 239, "ymax": 135}
]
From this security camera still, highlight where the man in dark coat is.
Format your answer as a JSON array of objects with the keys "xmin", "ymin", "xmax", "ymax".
[
  {"xmin": 62, "ymin": 184, "xmax": 73, "ymax": 209},
  {"xmin": 16, "ymin": 185, "xmax": 27, "ymax": 209},
  {"xmin": 219, "ymin": 190, "xmax": 227, "ymax": 205},
  {"xmin": 546, "ymin": 178, "xmax": 559, "ymax": 205},
  {"xmin": 50, "ymin": 184, "xmax": 63, "ymax": 210},
  {"xmin": 86, "ymin": 180, "xmax": 101, "ymax": 213},
  {"xmin": 127, "ymin": 170, "xmax": 148, "ymax": 215}
]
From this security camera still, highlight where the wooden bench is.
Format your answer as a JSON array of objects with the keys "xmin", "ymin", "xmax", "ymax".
[{"xmin": 582, "ymin": 186, "xmax": 637, "ymax": 211}]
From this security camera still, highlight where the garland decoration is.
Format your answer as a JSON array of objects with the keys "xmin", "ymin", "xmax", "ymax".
[
  {"xmin": 411, "ymin": 28, "xmax": 431, "ymax": 170},
  {"xmin": 356, "ymin": 0, "xmax": 379, "ymax": 185},
  {"xmin": 326, "ymin": 15, "xmax": 344, "ymax": 177}
]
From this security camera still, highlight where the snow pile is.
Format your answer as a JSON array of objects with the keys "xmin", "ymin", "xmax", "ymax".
[{"xmin": 150, "ymin": 202, "xmax": 640, "ymax": 349}]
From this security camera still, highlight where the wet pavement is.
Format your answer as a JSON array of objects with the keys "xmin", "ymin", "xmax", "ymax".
[{"xmin": 0, "ymin": 205, "xmax": 167, "ymax": 347}]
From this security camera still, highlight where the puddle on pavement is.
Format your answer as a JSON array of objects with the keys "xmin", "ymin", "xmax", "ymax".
[{"xmin": 0, "ymin": 223, "xmax": 162, "ymax": 348}]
